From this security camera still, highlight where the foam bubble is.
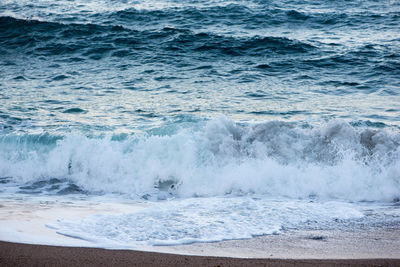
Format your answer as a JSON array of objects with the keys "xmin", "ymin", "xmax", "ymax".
[{"xmin": 48, "ymin": 197, "xmax": 364, "ymax": 247}]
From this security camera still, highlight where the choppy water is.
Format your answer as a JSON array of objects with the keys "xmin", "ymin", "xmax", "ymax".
[{"xmin": 0, "ymin": 0, "xmax": 399, "ymax": 248}]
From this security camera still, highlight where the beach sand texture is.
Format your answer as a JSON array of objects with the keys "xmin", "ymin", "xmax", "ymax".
[{"xmin": 1, "ymin": 241, "xmax": 400, "ymax": 267}]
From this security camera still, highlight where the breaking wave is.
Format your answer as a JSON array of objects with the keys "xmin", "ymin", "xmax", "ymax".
[{"xmin": 1, "ymin": 117, "xmax": 399, "ymax": 202}]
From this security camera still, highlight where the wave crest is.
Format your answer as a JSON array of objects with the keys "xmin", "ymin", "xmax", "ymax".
[{"xmin": 0, "ymin": 117, "xmax": 399, "ymax": 201}]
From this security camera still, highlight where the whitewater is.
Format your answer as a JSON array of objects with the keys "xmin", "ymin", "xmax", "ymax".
[{"xmin": 0, "ymin": 117, "xmax": 399, "ymax": 247}]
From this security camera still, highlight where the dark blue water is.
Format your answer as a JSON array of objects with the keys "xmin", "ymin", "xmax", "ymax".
[{"xmin": 1, "ymin": 0, "xmax": 399, "ymax": 135}]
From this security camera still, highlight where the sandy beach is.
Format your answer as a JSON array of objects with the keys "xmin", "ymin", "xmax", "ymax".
[
  {"xmin": 1, "ymin": 198, "xmax": 400, "ymax": 266},
  {"xmin": 1, "ymin": 240, "xmax": 400, "ymax": 267}
]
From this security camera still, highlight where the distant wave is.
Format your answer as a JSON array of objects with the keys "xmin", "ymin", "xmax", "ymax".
[
  {"xmin": 0, "ymin": 16, "xmax": 315, "ymax": 59},
  {"xmin": 2, "ymin": 14, "xmax": 398, "ymax": 85},
  {"xmin": 1, "ymin": 118, "xmax": 399, "ymax": 201}
]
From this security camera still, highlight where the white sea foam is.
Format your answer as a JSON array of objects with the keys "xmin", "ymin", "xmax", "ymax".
[
  {"xmin": 0, "ymin": 117, "xmax": 399, "ymax": 201},
  {"xmin": 47, "ymin": 197, "xmax": 364, "ymax": 247}
]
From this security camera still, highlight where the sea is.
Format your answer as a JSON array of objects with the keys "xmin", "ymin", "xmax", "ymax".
[{"xmin": 0, "ymin": 0, "xmax": 399, "ymax": 249}]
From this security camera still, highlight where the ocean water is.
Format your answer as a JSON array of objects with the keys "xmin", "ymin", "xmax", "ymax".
[{"xmin": 0, "ymin": 0, "xmax": 399, "ymax": 248}]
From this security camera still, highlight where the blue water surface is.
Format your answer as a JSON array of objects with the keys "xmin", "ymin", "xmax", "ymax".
[{"xmin": 0, "ymin": 0, "xmax": 399, "ymax": 135}]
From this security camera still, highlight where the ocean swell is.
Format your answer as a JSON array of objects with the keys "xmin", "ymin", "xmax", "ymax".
[{"xmin": 0, "ymin": 16, "xmax": 315, "ymax": 59}]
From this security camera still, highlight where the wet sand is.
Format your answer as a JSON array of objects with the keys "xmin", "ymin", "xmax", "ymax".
[
  {"xmin": 153, "ymin": 227, "xmax": 400, "ymax": 259},
  {"xmin": 1, "ymin": 198, "xmax": 400, "ymax": 266},
  {"xmin": 1, "ymin": 241, "xmax": 400, "ymax": 267},
  {"xmin": 1, "ymin": 198, "xmax": 400, "ymax": 265}
]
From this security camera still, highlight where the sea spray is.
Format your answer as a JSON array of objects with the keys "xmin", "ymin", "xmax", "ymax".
[{"xmin": 1, "ymin": 117, "xmax": 399, "ymax": 202}]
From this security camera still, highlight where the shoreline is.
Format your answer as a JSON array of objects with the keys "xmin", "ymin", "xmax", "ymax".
[
  {"xmin": 1, "ymin": 241, "xmax": 399, "ymax": 267},
  {"xmin": 1, "ymin": 198, "xmax": 400, "ymax": 262}
]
